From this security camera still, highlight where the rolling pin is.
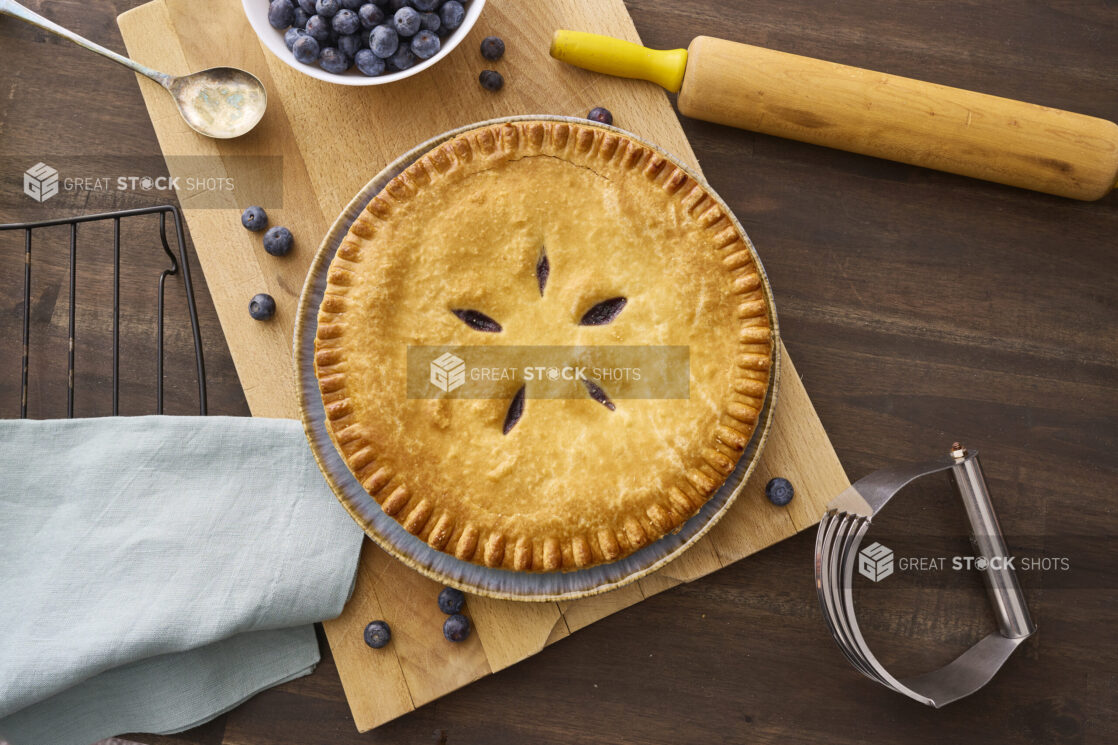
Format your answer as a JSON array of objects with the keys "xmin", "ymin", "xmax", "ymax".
[{"xmin": 550, "ymin": 31, "xmax": 1118, "ymax": 201}]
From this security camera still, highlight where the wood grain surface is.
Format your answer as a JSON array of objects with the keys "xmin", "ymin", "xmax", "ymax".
[{"xmin": 1, "ymin": 1, "xmax": 1115, "ymax": 744}]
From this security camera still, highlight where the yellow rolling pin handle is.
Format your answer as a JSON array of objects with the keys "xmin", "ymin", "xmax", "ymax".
[{"xmin": 550, "ymin": 30, "xmax": 687, "ymax": 93}]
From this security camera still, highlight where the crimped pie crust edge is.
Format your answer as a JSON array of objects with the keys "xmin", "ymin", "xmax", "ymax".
[{"xmin": 313, "ymin": 120, "xmax": 773, "ymax": 572}]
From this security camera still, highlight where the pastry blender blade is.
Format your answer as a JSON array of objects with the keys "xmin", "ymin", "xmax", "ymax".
[{"xmin": 814, "ymin": 444, "xmax": 1035, "ymax": 707}]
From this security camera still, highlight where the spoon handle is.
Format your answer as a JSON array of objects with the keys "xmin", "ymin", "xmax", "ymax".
[{"xmin": 0, "ymin": 0, "xmax": 173, "ymax": 87}]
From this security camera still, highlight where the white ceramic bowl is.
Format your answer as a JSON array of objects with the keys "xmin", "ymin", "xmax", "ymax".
[{"xmin": 243, "ymin": 0, "xmax": 486, "ymax": 86}]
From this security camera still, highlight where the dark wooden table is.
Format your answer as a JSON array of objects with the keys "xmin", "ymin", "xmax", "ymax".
[{"xmin": 2, "ymin": 2, "xmax": 1115, "ymax": 744}]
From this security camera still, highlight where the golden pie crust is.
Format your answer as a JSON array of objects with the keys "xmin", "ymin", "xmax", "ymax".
[{"xmin": 315, "ymin": 120, "xmax": 772, "ymax": 572}]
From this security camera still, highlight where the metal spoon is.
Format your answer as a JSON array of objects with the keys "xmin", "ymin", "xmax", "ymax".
[{"xmin": 0, "ymin": 0, "xmax": 266, "ymax": 139}]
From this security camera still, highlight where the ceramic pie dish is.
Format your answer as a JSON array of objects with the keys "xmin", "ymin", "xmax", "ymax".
[{"xmin": 294, "ymin": 115, "xmax": 779, "ymax": 601}]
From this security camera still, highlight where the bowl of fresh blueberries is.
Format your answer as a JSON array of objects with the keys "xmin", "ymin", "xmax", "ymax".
[{"xmin": 244, "ymin": 0, "xmax": 485, "ymax": 85}]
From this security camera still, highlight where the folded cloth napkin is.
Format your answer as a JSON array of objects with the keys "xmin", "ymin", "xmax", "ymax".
[{"xmin": 0, "ymin": 416, "xmax": 364, "ymax": 745}]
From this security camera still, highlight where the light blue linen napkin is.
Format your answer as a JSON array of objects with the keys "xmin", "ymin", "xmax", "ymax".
[{"xmin": 0, "ymin": 416, "xmax": 365, "ymax": 745}]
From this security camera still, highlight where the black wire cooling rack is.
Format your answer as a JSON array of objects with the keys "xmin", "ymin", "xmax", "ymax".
[{"xmin": 1, "ymin": 205, "xmax": 207, "ymax": 418}]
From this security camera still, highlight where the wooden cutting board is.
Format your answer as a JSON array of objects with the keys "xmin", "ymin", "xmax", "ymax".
[{"xmin": 118, "ymin": 0, "xmax": 849, "ymax": 732}]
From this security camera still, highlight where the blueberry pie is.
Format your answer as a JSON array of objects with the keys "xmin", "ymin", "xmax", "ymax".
[{"xmin": 315, "ymin": 120, "xmax": 772, "ymax": 572}]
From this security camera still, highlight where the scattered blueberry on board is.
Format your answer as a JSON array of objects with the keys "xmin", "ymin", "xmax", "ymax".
[
  {"xmin": 240, "ymin": 206, "xmax": 268, "ymax": 232},
  {"xmin": 587, "ymin": 107, "xmax": 613, "ymax": 126},
  {"xmin": 480, "ymin": 35, "xmax": 504, "ymax": 60},
  {"xmin": 479, "ymin": 69, "xmax": 503, "ymax": 92},
  {"xmin": 765, "ymin": 477, "xmax": 795, "ymax": 506},
  {"xmin": 443, "ymin": 613, "xmax": 471, "ymax": 642},
  {"xmin": 249, "ymin": 293, "xmax": 276, "ymax": 321},
  {"xmin": 437, "ymin": 586, "xmax": 465, "ymax": 614},
  {"xmin": 267, "ymin": 0, "xmax": 471, "ymax": 77},
  {"xmin": 263, "ymin": 226, "xmax": 294, "ymax": 256},
  {"xmin": 363, "ymin": 620, "xmax": 391, "ymax": 649}
]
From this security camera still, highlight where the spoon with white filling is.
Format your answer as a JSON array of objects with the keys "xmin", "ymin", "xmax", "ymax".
[{"xmin": 1, "ymin": 0, "xmax": 266, "ymax": 139}]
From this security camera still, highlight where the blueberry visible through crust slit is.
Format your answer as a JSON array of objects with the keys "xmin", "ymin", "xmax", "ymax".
[
  {"xmin": 503, "ymin": 385, "xmax": 526, "ymax": 434},
  {"xmin": 451, "ymin": 308, "xmax": 502, "ymax": 332},
  {"xmin": 536, "ymin": 247, "xmax": 549, "ymax": 296},
  {"xmin": 579, "ymin": 297, "xmax": 627, "ymax": 326},
  {"xmin": 583, "ymin": 378, "xmax": 616, "ymax": 411}
]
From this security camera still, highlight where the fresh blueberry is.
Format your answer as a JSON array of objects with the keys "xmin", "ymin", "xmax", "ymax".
[
  {"xmin": 240, "ymin": 206, "xmax": 268, "ymax": 232},
  {"xmin": 387, "ymin": 44, "xmax": 417, "ymax": 70},
  {"xmin": 387, "ymin": 0, "xmax": 410, "ymax": 9},
  {"xmin": 438, "ymin": 1, "xmax": 464, "ymax": 31},
  {"xmin": 480, "ymin": 35, "xmax": 504, "ymax": 60},
  {"xmin": 479, "ymin": 69, "xmax": 503, "ymax": 91},
  {"xmin": 338, "ymin": 0, "xmax": 363, "ymax": 8},
  {"xmin": 437, "ymin": 587, "xmax": 466, "ymax": 615},
  {"xmin": 284, "ymin": 26, "xmax": 304, "ymax": 50},
  {"xmin": 315, "ymin": 0, "xmax": 339, "ymax": 17},
  {"xmin": 419, "ymin": 11, "xmax": 440, "ymax": 33},
  {"xmin": 369, "ymin": 24, "xmax": 398, "ymax": 57},
  {"xmin": 332, "ymin": 8, "xmax": 360, "ymax": 34},
  {"xmin": 292, "ymin": 34, "xmax": 321, "ymax": 64},
  {"xmin": 297, "ymin": 0, "xmax": 317, "ymax": 13},
  {"xmin": 319, "ymin": 46, "xmax": 351, "ymax": 73},
  {"xmin": 443, "ymin": 613, "xmax": 471, "ymax": 642},
  {"xmin": 363, "ymin": 620, "xmax": 391, "ymax": 649},
  {"xmin": 337, "ymin": 32, "xmax": 362, "ymax": 58},
  {"xmin": 765, "ymin": 477, "xmax": 795, "ymax": 506},
  {"xmin": 262, "ymin": 226, "xmax": 294, "ymax": 256},
  {"xmin": 354, "ymin": 48, "xmax": 386, "ymax": 76},
  {"xmin": 358, "ymin": 3, "xmax": 384, "ymax": 28},
  {"xmin": 411, "ymin": 0, "xmax": 439, "ymax": 10},
  {"xmin": 249, "ymin": 293, "xmax": 276, "ymax": 321},
  {"xmin": 293, "ymin": 7, "xmax": 310, "ymax": 27},
  {"xmin": 410, "ymin": 29, "xmax": 439, "ymax": 59},
  {"xmin": 393, "ymin": 6, "xmax": 420, "ymax": 37},
  {"xmin": 587, "ymin": 107, "xmax": 613, "ymax": 125},
  {"xmin": 305, "ymin": 14, "xmax": 332, "ymax": 41},
  {"xmin": 267, "ymin": 0, "xmax": 296, "ymax": 29}
]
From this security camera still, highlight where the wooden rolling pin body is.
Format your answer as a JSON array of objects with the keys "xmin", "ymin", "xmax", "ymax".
[{"xmin": 677, "ymin": 36, "xmax": 1118, "ymax": 200}]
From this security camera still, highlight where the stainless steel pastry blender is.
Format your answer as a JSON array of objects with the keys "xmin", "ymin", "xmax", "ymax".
[{"xmin": 814, "ymin": 444, "xmax": 1035, "ymax": 707}]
